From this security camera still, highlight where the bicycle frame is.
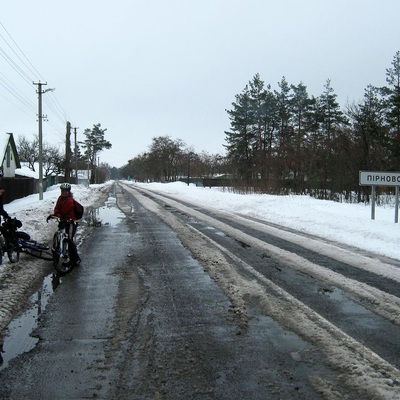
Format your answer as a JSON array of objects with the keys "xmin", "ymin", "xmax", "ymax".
[
  {"xmin": 18, "ymin": 238, "xmax": 52, "ymax": 261},
  {"xmin": 52, "ymin": 224, "xmax": 69, "ymax": 257}
]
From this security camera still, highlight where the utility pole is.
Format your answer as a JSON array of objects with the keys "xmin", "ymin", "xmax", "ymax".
[
  {"xmin": 73, "ymin": 127, "xmax": 79, "ymax": 182},
  {"xmin": 65, "ymin": 121, "xmax": 72, "ymax": 183},
  {"xmin": 33, "ymin": 82, "xmax": 54, "ymax": 200}
]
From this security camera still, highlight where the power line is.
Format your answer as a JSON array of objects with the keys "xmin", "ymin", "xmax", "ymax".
[
  {"xmin": 0, "ymin": 45, "xmax": 33, "ymax": 86},
  {"xmin": 0, "ymin": 21, "xmax": 44, "ymax": 82},
  {"xmin": 0, "ymin": 90, "xmax": 35, "ymax": 119},
  {"xmin": 0, "ymin": 72, "xmax": 36, "ymax": 113},
  {"xmin": 46, "ymin": 92, "xmax": 68, "ymax": 120},
  {"xmin": 0, "ymin": 21, "xmax": 71, "ymax": 137},
  {"xmin": 43, "ymin": 95, "xmax": 67, "ymax": 125}
]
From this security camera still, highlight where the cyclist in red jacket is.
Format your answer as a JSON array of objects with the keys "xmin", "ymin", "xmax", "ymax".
[
  {"xmin": 54, "ymin": 185, "xmax": 76, "ymax": 220},
  {"xmin": 47, "ymin": 183, "xmax": 81, "ymax": 265}
]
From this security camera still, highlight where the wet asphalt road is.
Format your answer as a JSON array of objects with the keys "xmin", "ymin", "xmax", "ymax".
[
  {"xmin": 112, "ymin": 190, "xmax": 335, "ymax": 399},
  {"xmin": 0, "ymin": 200, "xmax": 133, "ymax": 398},
  {"xmin": 0, "ymin": 185, "xmax": 337, "ymax": 399}
]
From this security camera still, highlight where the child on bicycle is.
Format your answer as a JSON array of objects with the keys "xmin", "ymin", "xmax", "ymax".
[{"xmin": 47, "ymin": 183, "xmax": 81, "ymax": 265}]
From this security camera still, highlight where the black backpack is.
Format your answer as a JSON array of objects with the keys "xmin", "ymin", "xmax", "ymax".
[{"xmin": 73, "ymin": 200, "xmax": 84, "ymax": 220}]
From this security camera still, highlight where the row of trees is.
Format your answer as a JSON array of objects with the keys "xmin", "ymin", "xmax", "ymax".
[
  {"xmin": 17, "ymin": 123, "xmax": 112, "ymax": 184},
  {"xmin": 121, "ymin": 51, "xmax": 400, "ymax": 203},
  {"xmin": 120, "ymin": 136, "xmax": 227, "ymax": 182},
  {"xmin": 224, "ymin": 51, "xmax": 400, "ymax": 199}
]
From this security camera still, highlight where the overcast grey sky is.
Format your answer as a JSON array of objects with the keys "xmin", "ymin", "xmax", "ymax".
[{"xmin": 1, "ymin": 0, "xmax": 399, "ymax": 168}]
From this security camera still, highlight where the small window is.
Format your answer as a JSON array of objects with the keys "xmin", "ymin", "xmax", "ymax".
[{"xmin": 6, "ymin": 145, "xmax": 11, "ymax": 168}]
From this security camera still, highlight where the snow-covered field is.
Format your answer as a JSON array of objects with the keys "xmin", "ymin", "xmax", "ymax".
[{"xmin": 134, "ymin": 181, "xmax": 400, "ymax": 261}]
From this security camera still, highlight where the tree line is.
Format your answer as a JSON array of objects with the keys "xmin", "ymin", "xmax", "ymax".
[
  {"xmin": 122, "ymin": 51, "xmax": 400, "ymax": 202},
  {"xmin": 224, "ymin": 51, "xmax": 400, "ymax": 200},
  {"xmin": 120, "ymin": 136, "xmax": 227, "ymax": 183}
]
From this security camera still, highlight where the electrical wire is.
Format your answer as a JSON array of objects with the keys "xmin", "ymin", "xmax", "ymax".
[
  {"xmin": 0, "ymin": 89, "xmax": 35, "ymax": 119},
  {"xmin": 43, "ymin": 94, "xmax": 68, "ymax": 125},
  {"xmin": 0, "ymin": 72, "xmax": 36, "ymax": 114},
  {"xmin": 0, "ymin": 21, "xmax": 44, "ymax": 82},
  {"xmin": 0, "ymin": 21, "xmax": 70, "ymax": 136}
]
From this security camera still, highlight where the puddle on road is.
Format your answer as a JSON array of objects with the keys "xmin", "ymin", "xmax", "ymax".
[
  {"xmin": 0, "ymin": 274, "xmax": 55, "ymax": 369},
  {"xmin": 85, "ymin": 196, "xmax": 125, "ymax": 228},
  {"xmin": 0, "ymin": 195, "xmax": 124, "ymax": 370}
]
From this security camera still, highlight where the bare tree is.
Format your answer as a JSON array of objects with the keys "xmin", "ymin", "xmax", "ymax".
[
  {"xmin": 17, "ymin": 135, "xmax": 39, "ymax": 171},
  {"xmin": 43, "ymin": 143, "xmax": 63, "ymax": 176}
]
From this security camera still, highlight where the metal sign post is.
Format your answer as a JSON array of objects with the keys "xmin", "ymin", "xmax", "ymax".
[{"xmin": 371, "ymin": 185, "xmax": 375, "ymax": 220}]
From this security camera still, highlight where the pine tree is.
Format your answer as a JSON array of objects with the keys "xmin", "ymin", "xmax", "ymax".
[
  {"xmin": 382, "ymin": 51, "xmax": 400, "ymax": 166},
  {"xmin": 225, "ymin": 85, "xmax": 255, "ymax": 182},
  {"xmin": 347, "ymin": 85, "xmax": 388, "ymax": 171},
  {"xmin": 316, "ymin": 80, "xmax": 348, "ymax": 197},
  {"xmin": 248, "ymin": 74, "xmax": 269, "ymax": 185},
  {"xmin": 274, "ymin": 76, "xmax": 294, "ymax": 190},
  {"xmin": 82, "ymin": 123, "xmax": 112, "ymax": 184},
  {"xmin": 290, "ymin": 82, "xmax": 313, "ymax": 193}
]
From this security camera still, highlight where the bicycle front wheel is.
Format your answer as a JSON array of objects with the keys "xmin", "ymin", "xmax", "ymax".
[{"xmin": 54, "ymin": 239, "xmax": 75, "ymax": 275}]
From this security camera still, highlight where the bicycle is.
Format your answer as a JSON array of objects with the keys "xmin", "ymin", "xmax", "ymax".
[
  {"xmin": 48, "ymin": 217, "xmax": 80, "ymax": 275},
  {"xmin": 0, "ymin": 217, "xmax": 52, "ymax": 264}
]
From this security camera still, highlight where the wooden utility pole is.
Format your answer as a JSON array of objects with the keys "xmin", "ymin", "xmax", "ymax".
[
  {"xmin": 65, "ymin": 121, "xmax": 72, "ymax": 182},
  {"xmin": 33, "ymin": 82, "xmax": 55, "ymax": 199},
  {"xmin": 35, "ymin": 81, "xmax": 45, "ymax": 200},
  {"xmin": 73, "ymin": 127, "xmax": 79, "ymax": 182}
]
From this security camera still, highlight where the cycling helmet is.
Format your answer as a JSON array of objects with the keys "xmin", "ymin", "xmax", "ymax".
[{"xmin": 60, "ymin": 183, "xmax": 71, "ymax": 190}]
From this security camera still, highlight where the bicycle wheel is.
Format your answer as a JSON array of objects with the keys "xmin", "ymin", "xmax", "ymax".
[
  {"xmin": 7, "ymin": 231, "xmax": 30, "ymax": 263},
  {"xmin": 54, "ymin": 239, "xmax": 75, "ymax": 275}
]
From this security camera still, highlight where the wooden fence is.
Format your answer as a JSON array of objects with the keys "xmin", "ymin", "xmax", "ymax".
[{"xmin": 1, "ymin": 175, "xmax": 61, "ymax": 204}]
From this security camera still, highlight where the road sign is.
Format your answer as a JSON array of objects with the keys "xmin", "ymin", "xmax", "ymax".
[
  {"xmin": 359, "ymin": 171, "xmax": 400, "ymax": 186},
  {"xmin": 359, "ymin": 171, "xmax": 400, "ymax": 223}
]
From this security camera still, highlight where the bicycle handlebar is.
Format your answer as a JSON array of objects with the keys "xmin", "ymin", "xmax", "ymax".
[{"xmin": 46, "ymin": 216, "xmax": 75, "ymax": 223}]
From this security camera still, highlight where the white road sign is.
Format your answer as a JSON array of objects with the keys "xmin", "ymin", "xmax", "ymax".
[{"xmin": 359, "ymin": 171, "xmax": 400, "ymax": 186}]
